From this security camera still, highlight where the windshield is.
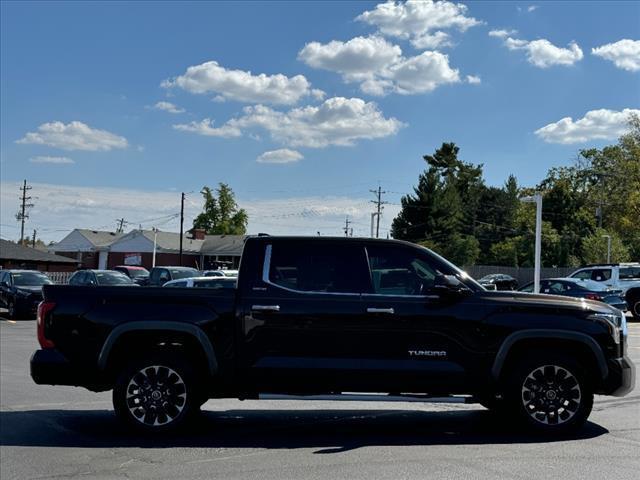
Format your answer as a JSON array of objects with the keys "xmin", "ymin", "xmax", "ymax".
[
  {"xmin": 619, "ymin": 267, "xmax": 640, "ymax": 280},
  {"xmin": 12, "ymin": 272, "xmax": 53, "ymax": 286},
  {"xmin": 96, "ymin": 272, "xmax": 134, "ymax": 285},
  {"xmin": 169, "ymin": 269, "xmax": 199, "ymax": 280},
  {"xmin": 127, "ymin": 269, "xmax": 149, "ymax": 278},
  {"xmin": 416, "ymin": 244, "xmax": 484, "ymax": 291}
]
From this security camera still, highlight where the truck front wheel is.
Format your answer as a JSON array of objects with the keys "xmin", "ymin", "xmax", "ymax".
[
  {"xmin": 113, "ymin": 353, "xmax": 198, "ymax": 432},
  {"xmin": 505, "ymin": 353, "xmax": 593, "ymax": 434}
]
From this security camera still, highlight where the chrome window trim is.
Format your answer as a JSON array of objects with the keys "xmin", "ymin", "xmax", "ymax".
[{"xmin": 261, "ymin": 243, "xmax": 439, "ymax": 299}]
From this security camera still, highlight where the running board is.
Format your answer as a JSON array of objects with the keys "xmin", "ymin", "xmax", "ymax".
[{"xmin": 258, "ymin": 393, "xmax": 477, "ymax": 404}]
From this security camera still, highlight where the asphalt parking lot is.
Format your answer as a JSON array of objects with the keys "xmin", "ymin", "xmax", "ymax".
[{"xmin": 1, "ymin": 316, "xmax": 639, "ymax": 480}]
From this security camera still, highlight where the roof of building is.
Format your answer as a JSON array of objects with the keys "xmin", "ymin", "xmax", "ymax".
[
  {"xmin": 77, "ymin": 229, "xmax": 124, "ymax": 247},
  {"xmin": 0, "ymin": 239, "xmax": 77, "ymax": 264},
  {"xmin": 201, "ymin": 235, "xmax": 246, "ymax": 256},
  {"xmin": 139, "ymin": 230, "xmax": 204, "ymax": 253}
]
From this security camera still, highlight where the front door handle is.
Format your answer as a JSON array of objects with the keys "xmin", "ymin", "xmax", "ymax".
[
  {"xmin": 367, "ymin": 307, "xmax": 395, "ymax": 314},
  {"xmin": 252, "ymin": 305, "xmax": 280, "ymax": 312}
]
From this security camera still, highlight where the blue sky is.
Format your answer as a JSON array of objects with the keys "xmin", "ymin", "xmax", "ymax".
[{"xmin": 1, "ymin": 1, "xmax": 639, "ymax": 242}]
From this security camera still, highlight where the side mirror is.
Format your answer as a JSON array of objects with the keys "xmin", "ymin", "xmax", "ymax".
[
  {"xmin": 0, "ymin": 281, "xmax": 8, "ymax": 288},
  {"xmin": 433, "ymin": 274, "xmax": 470, "ymax": 295}
]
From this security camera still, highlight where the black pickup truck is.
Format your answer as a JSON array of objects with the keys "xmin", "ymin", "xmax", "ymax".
[{"xmin": 31, "ymin": 236, "xmax": 634, "ymax": 434}]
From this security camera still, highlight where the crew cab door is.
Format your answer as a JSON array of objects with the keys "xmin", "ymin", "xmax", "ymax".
[
  {"xmin": 238, "ymin": 240, "xmax": 370, "ymax": 391},
  {"xmin": 359, "ymin": 243, "xmax": 482, "ymax": 392}
]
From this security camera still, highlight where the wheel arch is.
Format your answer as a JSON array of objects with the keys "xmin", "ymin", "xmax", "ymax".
[
  {"xmin": 97, "ymin": 321, "xmax": 218, "ymax": 376},
  {"xmin": 491, "ymin": 329, "xmax": 608, "ymax": 382}
]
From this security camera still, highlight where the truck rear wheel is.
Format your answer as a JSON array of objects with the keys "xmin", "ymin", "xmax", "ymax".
[
  {"xmin": 113, "ymin": 352, "xmax": 198, "ymax": 432},
  {"xmin": 505, "ymin": 353, "xmax": 593, "ymax": 434}
]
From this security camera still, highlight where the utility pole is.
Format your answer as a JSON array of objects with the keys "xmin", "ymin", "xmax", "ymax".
[
  {"xmin": 179, "ymin": 192, "xmax": 185, "ymax": 266},
  {"xmin": 343, "ymin": 216, "xmax": 352, "ymax": 237},
  {"xmin": 370, "ymin": 185, "xmax": 386, "ymax": 239},
  {"xmin": 116, "ymin": 218, "xmax": 126, "ymax": 233},
  {"xmin": 32, "ymin": 229, "xmax": 37, "ymax": 248},
  {"xmin": 16, "ymin": 180, "xmax": 34, "ymax": 245}
]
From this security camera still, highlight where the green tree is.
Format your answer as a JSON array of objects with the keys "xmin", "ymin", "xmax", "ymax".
[
  {"xmin": 193, "ymin": 183, "xmax": 248, "ymax": 235},
  {"xmin": 581, "ymin": 229, "xmax": 630, "ymax": 264}
]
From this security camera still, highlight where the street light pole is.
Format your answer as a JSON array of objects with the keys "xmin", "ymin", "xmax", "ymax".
[
  {"xmin": 152, "ymin": 227, "xmax": 158, "ymax": 268},
  {"xmin": 521, "ymin": 194, "xmax": 542, "ymax": 294},
  {"xmin": 602, "ymin": 234, "xmax": 611, "ymax": 263}
]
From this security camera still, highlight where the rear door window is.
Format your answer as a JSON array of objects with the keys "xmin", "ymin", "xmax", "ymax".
[{"xmin": 268, "ymin": 243, "xmax": 370, "ymax": 294}]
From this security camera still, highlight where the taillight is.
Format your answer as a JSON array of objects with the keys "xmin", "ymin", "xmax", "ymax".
[
  {"xmin": 37, "ymin": 301, "xmax": 56, "ymax": 349},
  {"xmin": 585, "ymin": 293, "xmax": 603, "ymax": 301}
]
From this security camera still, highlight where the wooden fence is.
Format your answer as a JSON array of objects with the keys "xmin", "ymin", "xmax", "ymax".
[{"xmin": 46, "ymin": 271, "xmax": 73, "ymax": 285}]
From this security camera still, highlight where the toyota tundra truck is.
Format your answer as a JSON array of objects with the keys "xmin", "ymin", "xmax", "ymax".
[{"xmin": 31, "ymin": 236, "xmax": 635, "ymax": 434}]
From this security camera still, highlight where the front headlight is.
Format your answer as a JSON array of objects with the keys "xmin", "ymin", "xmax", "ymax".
[
  {"xmin": 588, "ymin": 312, "xmax": 624, "ymax": 344},
  {"xmin": 15, "ymin": 289, "xmax": 31, "ymax": 297}
]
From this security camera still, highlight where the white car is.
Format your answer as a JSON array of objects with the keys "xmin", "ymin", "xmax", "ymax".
[
  {"xmin": 569, "ymin": 263, "xmax": 640, "ymax": 294},
  {"xmin": 163, "ymin": 276, "xmax": 236, "ymax": 289},
  {"xmin": 203, "ymin": 269, "xmax": 238, "ymax": 278}
]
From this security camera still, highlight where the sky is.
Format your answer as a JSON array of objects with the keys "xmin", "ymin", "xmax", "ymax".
[{"xmin": 1, "ymin": 1, "xmax": 639, "ymax": 243}]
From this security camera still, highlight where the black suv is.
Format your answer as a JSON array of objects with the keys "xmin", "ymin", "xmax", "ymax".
[
  {"xmin": 146, "ymin": 266, "xmax": 199, "ymax": 286},
  {"xmin": 0, "ymin": 269, "xmax": 52, "ymax": 319},
  {"xmin": 31, "ymin": 237, "xmax": 634, "ymax": 435}
]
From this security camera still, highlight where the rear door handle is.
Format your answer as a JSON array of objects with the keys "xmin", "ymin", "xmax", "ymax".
[
  {"xmin": 367, "ymin": 307, "xmax": 395, "ymax": 314},
  {"xmin": 252, "ymin": 305, "xmax": 280, "ymax": 312}
]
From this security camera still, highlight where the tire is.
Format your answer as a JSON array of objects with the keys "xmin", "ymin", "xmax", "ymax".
[
  {"xmin": 113, "ymin": 352, "xmax": 199, "ymax": 433},
  {"xmin": 504, "ymin": 353, "xmax": 593, "ymax": 434},
  {"xmin": 630, "ymin": 297, "xmax": 640, "ymax": 321}
]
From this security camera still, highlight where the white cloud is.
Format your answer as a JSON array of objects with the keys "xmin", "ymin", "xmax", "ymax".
[
  {"xmin": 534, "ymin": 108, "xmax": 639, "ymax": 144},
  {"xmin": 0, "ymin": 181, "xmax": 400, "ymax": 242},
  {"xmin": 29, "ymin": 156, "xmax": 75, "ymax": 165},
  {"xmin": 495, "ymin": 35, "xmax": 583, "ymax": 68},
  {"xmin": 466, "ymin": 75, "xmax": 481, "ymax": 84},
  {"xmin": 592, "ymin": 39, "xmax": 640, "ymax": 72},
  {"xmin": 17, "ymin": 121, "xmax": 128, "ymax": 151},
  {"xmin": 298, "ymin": 36, "xmax": 402, "ymax": 79},
  {"xmin": 172, "ymin": 118, "xmax": 242, "ymax": 138},
  {"xmin": 356, "ymin": 0, "xmax": 481, "ymax": 49},
  {"xmin": 299, "ymin": 36, "xmax": 462, "ymax": 96},
  {"xmin": 411, "ymin": 31, "xmax": 453, "ymax": 49},
  {"xmin": 256, "ymin": 149, "xmax": 304, "ymax": 164},
  {"xmin": 150, "ymin": 101, "xmax": 185, "ymax": 114},
  {"xmin": 176, "ymin": 97, "xmax": 404, "ymax": 148},
  {"xmin": 488, "ymin": 29, "xmax": 517, "ymax": 39},
  {"xmin": 527, "ymin": 5, "xmax": 538, "ymax": 12},
  {"xmin": 162, "ymin": 60, "xmax": 321, "ymax": 105}
]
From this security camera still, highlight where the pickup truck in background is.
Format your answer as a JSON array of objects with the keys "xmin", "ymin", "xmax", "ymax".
[
  {"xmin": 31, "ymin": 236, "xmax": 634, "ymax": 434},
  {"xmin": 569, "ymin": 263, "xmax": 640, "ymax": 294}
]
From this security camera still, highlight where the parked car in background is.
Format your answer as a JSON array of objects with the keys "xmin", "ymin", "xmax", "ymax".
[
  {"xmin": 203, "ymin": 269, "xmax": 238, "ymax": 278},
  {"xmin": 112, "ymin": 265, "xmax": 150, "ymax": 285},
  {"xmin": 625, "ymin": 287, "xmax": 640, "ymax": 320},
  {"xmin": 147, "ymin": 266, "xmax": 199, "ymax": 286},
  {"xmin": 0, "ymin": 270, "xmax": 53, "ymax": 319},
  {"xmin": 68, "ymin": 270, "xmax": 136, "ymax": 286},
  {"xmin": 478, "ymin": 273, "xmax": 518, "ymax": 291},
  {"xmin": 163, "ymin": 276, "xmax": 236, "ymax": 289},
  {"xmin": 519, "ymin": 278, "xmax": 627, "ymax": 311},
  {"xmin": 569, "ymin": 263, "xmax": 640, "ymax": 295}
]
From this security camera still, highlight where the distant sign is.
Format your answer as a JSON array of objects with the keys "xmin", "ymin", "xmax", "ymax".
[{"xmin": 124, "ymin": 253, "xmax": 142, "ymax": 266}]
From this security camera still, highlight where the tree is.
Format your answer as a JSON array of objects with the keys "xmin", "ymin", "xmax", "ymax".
[
  {"xmin": 193, "ymin": 183, "xmax": 248, "ymax": 235},
  {"xmin": 581, "ymin": 229, "xmax": 630, "ymax": 264}
]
